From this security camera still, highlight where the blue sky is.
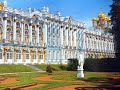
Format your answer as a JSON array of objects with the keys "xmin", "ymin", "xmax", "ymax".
[{"xmin": 4, "ymin": 0, "xmax": 112, "ymax": 28}]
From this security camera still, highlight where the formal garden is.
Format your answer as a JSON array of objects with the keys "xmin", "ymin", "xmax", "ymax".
[{"xmin": 0, "ymin": 58, "xmax": 120, "ymax": 90}]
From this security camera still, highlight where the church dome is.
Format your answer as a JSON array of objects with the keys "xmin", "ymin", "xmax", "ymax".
[
  {"xmin": 106, "ymin": 17, "xmax": 111, "ymax": 22},
  {"xmin": 92, "ymin": 17, "xmax": 98, "ymax": 22},
  {"xmin": 98, "ymin": 13, "xmax": 106, "ymax": 20}
]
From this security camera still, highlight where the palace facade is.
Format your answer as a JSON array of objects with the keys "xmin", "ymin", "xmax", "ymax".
[{"xmin": 0, "ymin": 0, "xmax": 115, "ymax": 64}]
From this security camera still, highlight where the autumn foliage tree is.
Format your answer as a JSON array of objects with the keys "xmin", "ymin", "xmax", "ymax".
[{"xmin": 109, "ymin": 0, "xmax": 120, "ymax": 59}]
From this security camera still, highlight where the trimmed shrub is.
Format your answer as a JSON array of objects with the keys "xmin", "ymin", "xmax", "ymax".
[
  {"xmin": 67, "ymin": 59, "xmax": 78, "ymax": 71},
  {"xmin": 46, "ymin": 65, "xmax": 53, "ymax": 74},
  {"xmin": 84, "ymin": 58, "xmax": 120, "ymax": 72}
]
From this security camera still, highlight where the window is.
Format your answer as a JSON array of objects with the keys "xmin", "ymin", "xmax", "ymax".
[
  {"xmin": 6, "ymin": 28, "xmax": 12, "ymax": 40},
  {"xmin": 7, "ymin": 50, "xmax": 12, "ymax": 59},
  {"xmin": 16, "ymin": 22, "xmax": 20, "ymax": 28},
  {"xmin": 32, "ymin": 31, "xmax": 36, "ymax": 44},
  {"xmin": 26, "ymin": 52, "xmax": 29, "ymax": 59},
  {"xmin": 39, "ymin": 52, "xmax": 43, "ymax": 59},
  {"xmin": 40, "ymin": 54, "xmax": 43, "ymax": 59},
  {"xmin": 32, "ymin": 26, "xmax": 35, "ymax": 31},
  {"xmin": 0, "ymin": 49, "xmax": 2, "ymax": 59},
  {"xmin": 7, "ymin": 20, "xmax": 11, "ymax": 26},
  {"xmin": 0, "ymin": 18, "xmax": 2, "ymax": 24},
  {"xmin": 25, "ymin": 24, "xmax": 28, "ymax": 30},
  {"xmin": 16, "ymin": 52, "xmax": 21, "ymax": 59},
  {"xmin": 24, "ymin": 31, "xmax": 28, "ymax": 42},
  {"xmin": 33, "ymin": 52, "xmax": 36, "ymax": 59},
  {"xmin": 0, "ymin": 26, "xmax": 2, "ymax": 39},
  {"xmin": 16, "ymin": 30, "xmax": 20, "ymax": 42}
]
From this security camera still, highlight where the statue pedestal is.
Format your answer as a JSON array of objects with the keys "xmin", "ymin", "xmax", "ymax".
[{"xmin": 77, "ymin": 67, "xmax": 84, "ymax": 78}]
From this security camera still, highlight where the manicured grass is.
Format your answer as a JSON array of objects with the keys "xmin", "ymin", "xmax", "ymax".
[
  {"xmin": 34, "ymin": 64, "xmax": 67, "ymax": 71},
  {"xmin": 0, "ymin": 64, "xmax": 35, "ymax": 73},
  {"xmin": 0, "ymin": 71, "xmax": 120, "ymax": 90}
]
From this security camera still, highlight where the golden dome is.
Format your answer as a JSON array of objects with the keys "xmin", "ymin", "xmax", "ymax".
[
  {"xmin": 92, "ymin": 17, "xmax": 98, "ymax": 22},
  {"xmin": 106, "ymin": 17, "xmax": 111, "ymax": 22},
  {"xmin": 98, "ymin": 13, "xmax": 106, "ymax": 19}
]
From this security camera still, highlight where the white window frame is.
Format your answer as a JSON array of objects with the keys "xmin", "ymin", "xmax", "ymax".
[
  {"xmin": 7, "ymin": 52, "xmax": 12, "ymax": 59},
  {"xmin": 16, "ymin": 52, "xmax": 21, "ymax": 59},
  {"xmin": 26, "ymin": 53, "xmax": 29, "ymax": 59},
  {"xmin": 0, "ymin": 50, "xmax": 2, "ymax": 59}
]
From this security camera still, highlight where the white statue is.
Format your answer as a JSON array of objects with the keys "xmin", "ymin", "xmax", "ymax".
[{"xmin": 77, "ymin": 52, "xmax": 85, "ymax": 78}]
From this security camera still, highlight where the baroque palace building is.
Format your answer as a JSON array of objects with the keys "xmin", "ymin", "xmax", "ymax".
[{"xmin": 0, "ymin": 0, "xmax": 115, "ymax": 64}]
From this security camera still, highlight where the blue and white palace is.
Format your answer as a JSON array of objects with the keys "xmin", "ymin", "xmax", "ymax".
[{"xmin": 0, "ymin": 0, "xmax": 115, "ymax": 64}]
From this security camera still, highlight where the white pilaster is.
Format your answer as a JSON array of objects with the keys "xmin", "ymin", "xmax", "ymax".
[
  {"xmin": 60, "ymin": 26, "xmax": 63, "ymax": 46},
  {"xmin": 65, "ymin": 27, "xmax": 68, "ymax": 46},
  {"xmin": 3, "ymin": 13, "xmax": 7, "ymax": 40},
  {"xmin": 73, "ymin": 30, "xmax": 77, "ymax": 47},
  {"xmin": 29, "ymin": 20, "xmax": 33, "ymax": 43},
  {"xmin": 36, "ymin": 23, "xmax": 39, "ymax": 44},
  {"xmin": 70, "ymin": 29, "xmax": 72, "ymax": 46},
  {"xmin": 21, "ymin": 19, "xmax": 24, "ymax": 42},
  {"xmin": 43, "ymin": 21, "xmax": 48, "ymax": 45},
  {"xmin": 13, "ymin": 16, "xmax": 17, "ymax": 41}
]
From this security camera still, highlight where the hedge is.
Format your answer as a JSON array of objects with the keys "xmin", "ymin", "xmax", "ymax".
[
  {"xmin": 67, "ymin": 58, "xmax": 120, "ymax": 72},
  {"xmin": 67, "ymin": 59, "xmax": 78, "ymax": 71},
  {"xmin": 84, "ymin": 58, "xmax": 120, "ymax": 72}
]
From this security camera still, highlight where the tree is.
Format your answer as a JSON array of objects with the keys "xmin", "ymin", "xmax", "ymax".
[{"xmin": 109, "ymin": 0, "xmax": 120, "ymax": 59}]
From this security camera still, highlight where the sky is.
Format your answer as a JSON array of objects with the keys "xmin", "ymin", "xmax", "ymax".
[{"xmin": 2, "ymin": 0, "xmax": 113, "ymax": 28}]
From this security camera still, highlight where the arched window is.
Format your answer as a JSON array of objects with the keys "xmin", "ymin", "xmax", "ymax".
[
  {"xmin": 32, "ymin": 52, "xmax": 36, "ymax": 59},
  {"xmin": 7, "ymin": 49, "xmax": 12, "ymax": 59},
  {"xmin": 16, "ymin": 22, "xmax": 20, "ymax": 28},
  {"xmin": 25, "ymin": 24, "xmax": 28, "ymax": 30},
  {"xmin": 16, "ymin": 30, "xmax": 21, "ymax": 42},
  {"xmin": 39, "ymin": 51, "xmax": 44, "ymax": 60},
  {"xmin": 32, "ymin": 26, "xmax": 36, "ymax": 43},
  {"xmin": 7, "ymin": 20, "xmax": 11, "ymax": 26},
  {"xmin": 39, "ymin": 28, "xmax": 43, "ymax": 45},
  {"xmin": 0, "ymin": 49, "xmax": 2, "ymax": 59},
  {"xmin": 32, "ymin": 31, "xmax": 36, "ymax": 44},
  {"xmin": 25, "ymin": 51, "xmax": 29, "ymax": 59},
  {"xmin": 6, "ymin": 28, "xmax": 13, "ymax": 41},
  {"xmin": 0, "ymin": 25, "xmax": 2, "ymax": 39},
  {"xmin": 24, "ymin": 30, "xmax": 29, "ymax": 42},
  {"xmin": 16, "ymin": 50, "xmax": 21, "ymax": 59},
  {"xmin": 32, "ymin": 26, "xmax": 35, "ymax": 31},
  {"xmin": 0, "ymin": 18, "xmax": 2, "ymax": 24}
]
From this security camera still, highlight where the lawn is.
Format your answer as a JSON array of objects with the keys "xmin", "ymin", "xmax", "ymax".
[
  {"xmin": 0, "ymin": 64, "xmax": 35, "ymax": 73},
  {"xmin": 0, "ymin": 71, "xmax": 120, "ymax": 90},
  {"xmin": 34, "ymin": 64, "xmax": 67, "ymax": 71}
]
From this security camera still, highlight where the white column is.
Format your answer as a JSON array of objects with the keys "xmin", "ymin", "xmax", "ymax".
[
  {"xmin": 73, "ymin": 30, "xmax": 77, "ymax": 47},
  {"xmin": 36, "ymin": 24, "xmax": 39, "ymax": 44},
  {"xmin": 13, "ymin": 16, "xmax": 17, "ymax": 41},
  {"xmin": 21, "ymin": 19, "xmax": 24, "ymax": 43},
  {"xmin": 83, "ymin": 33, "xmax": 86, "ymax": 50},
  {"xmin": 3, "ymin": 13, "xmax": 7, "ymax": 40},
  {"xmin": 105, "ymin": 40, "xmax": 107, "ymax": 52},
  {"xmin": 60, "ymin": 26, "xmax": 63, "ymax": 46},
  {"xmin": 70, "ymin": 29, "xmax": 72, "ymax": 46},
  {"xmin": 43, "ymin": 22, "xmax": 48, "ymax": 45},
  {"xmin": 96, "ymin": 38, "xmax": 98, "ymax": 51},
  {"xmin": 99, "ymin": 39, "xmax": 101, "ymax": 52},
  {"xmin": 29, "ymin": 20, "xmax": 32, "ymax": 43},
  {"xmin": 65, "ymin": 27, "xmax": 68, "ymax": 46},
  {"xmin": 102, "ymin": 39, "xmax": 104, "ymax": 51}
]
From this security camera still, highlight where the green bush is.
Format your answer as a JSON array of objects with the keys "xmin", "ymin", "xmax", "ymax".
[
  {"xmin": 67, "ymin": 59, "xmax": 78, "ymax": 71},
  {"xmin": 84, "ymin": 58, "xmax": 120, "ymax": 72},
  {"xmin": 46, "ymin": 65, "xmax": 53, "ymax": 74}
]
